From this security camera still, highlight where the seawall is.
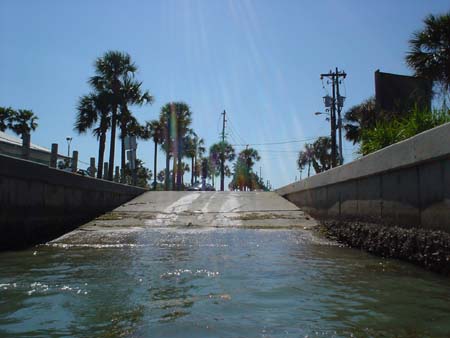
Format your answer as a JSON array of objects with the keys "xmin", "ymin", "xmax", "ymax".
[
  {"xmin": 276, "ymin": 122, "xmax": 450, "ymax": 232},
  {"xmin": 0, "ymin": 154, "xmax": 146, "ymax": 250}
]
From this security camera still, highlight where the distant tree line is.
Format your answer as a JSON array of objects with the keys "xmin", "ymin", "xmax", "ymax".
[{"xmin": 74, "ymin": 50, "xmax": 266, "ymax": 190}]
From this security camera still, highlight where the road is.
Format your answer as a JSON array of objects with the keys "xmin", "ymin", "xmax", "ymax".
[{"xmin": 53, "ymin": 191, "xmax": 317, "ymax": 245}]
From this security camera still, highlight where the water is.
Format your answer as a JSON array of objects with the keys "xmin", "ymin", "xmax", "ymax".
[{"xmin": 0, "ymin": 228, "xmax": 449, "ymax": 337}]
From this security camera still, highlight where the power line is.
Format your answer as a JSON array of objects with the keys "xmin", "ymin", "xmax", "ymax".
[{"xmin": 231, "ymin": 136, "xmax": 322, "ymax": 147}]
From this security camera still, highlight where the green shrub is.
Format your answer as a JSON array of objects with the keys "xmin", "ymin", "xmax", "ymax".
[{"xmin": 360, "ymin": 108, "xmax": 450, "ymax": 155}]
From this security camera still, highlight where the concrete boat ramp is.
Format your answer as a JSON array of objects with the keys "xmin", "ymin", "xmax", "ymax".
[{"xmin": 52, "ymin": 191, "xmax": 317, "ymax": 245}]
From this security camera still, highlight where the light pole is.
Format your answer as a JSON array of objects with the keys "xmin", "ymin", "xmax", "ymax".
[{"xmin": 66, "ymin": 137, "xmax": 72, "ymax": 158}]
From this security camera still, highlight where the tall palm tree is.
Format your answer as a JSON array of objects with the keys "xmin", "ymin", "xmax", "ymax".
[
  {"xmin": 118, "ymin": 77, "xmax": 153, "ymax": 182},
  {"xmin": 89, "ymin": 51, "xmax": 137, "ymax": 181},
  {"xmin": 75, "ymin": 92, "xmax": 111, "ymax": 179},
  {"xmin": 297, "ymin": 143, "xmax": 314, "ymax": 178},
  {"xmin": 159, "ymin": 104, "xmax": 174, "ymax": 190},
  {"xmin": 239, "ymin": 147, "xmax": 261, "ymax": 172},
  {"xmin": 184, "ymin": 130, "xmax": 205, "ymax": 186},
  {"xmin": 8, "ymin": 109, "xmax": 38, "ymax": 137},
  {"xmin": 159, "ymin": 102, "xmax": 192, "ymax": 190},
  {"xmin": 145, "ymin": 120, "xmax": 164, "ymax": 189},
  {"xmin": 406, "ymin": 12, "xmax": 450, "ymax": 96},
  {"xmin": 209, "ymin": 141, "xmax": 236, "ymax": 191}
]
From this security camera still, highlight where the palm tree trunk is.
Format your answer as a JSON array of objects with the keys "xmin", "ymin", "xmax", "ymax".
[
  {"xmin": 165, "ymin": 151, "xmax": 170, "ymax": 191},
  {"xmin": 120, "ymin": 117, "xmax": 127, "ymax": 183},
  {"xmin": 194, "ymin": 156, "xmax": 197, "ymax": 182},
  {"xmin": 172, "ymin": 156, "xmax": 176, "ymax": 191},
  {"xmin": 153, "ymin": 140, "xmax": 158, "ymax": 189},
  {"xmin": 308, "ymin": 160, "xmax": 311, "ymax": 178},
  {"xmin": 97, "ymin": 131, "xmax": 106, "ymax": 179},
  {"xmin": 177, "ymin": 153, "xmax": 182, "ymax": 191},
  {"xmin": 191, "ymin": 157, "xmax": 194, "ymax": 185},
  {"xmin": 108, "ymin": 107, "xmax": 117, "ymax": 181}
]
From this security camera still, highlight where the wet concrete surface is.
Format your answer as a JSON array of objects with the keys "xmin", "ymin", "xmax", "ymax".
[{"xmin": 53, "ymin": 191, "xmax": 317, "ymax": 244}]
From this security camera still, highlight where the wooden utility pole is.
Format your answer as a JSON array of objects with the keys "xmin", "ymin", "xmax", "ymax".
[
  {"xmin": 220, "ymin": 110, "xmax": 226, "ymax": 191},
  {"xmin": 320, "ymin": 68, "xmax": 346, "ymax": 167}
]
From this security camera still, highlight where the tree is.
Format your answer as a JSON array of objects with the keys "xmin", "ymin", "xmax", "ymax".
[
  {"xmin": 123, "ymin": 159, "xmax": 152, "ymax": 188},
  {"xmin": 159, "ymin": 102, "xmax": 192, "ymax": 190},
  {"xmin": 145, "ymin": 120, "xmax": 164, "ymax": 189},
  {"xmin": 89, "ymin": 51, "xmax": 138, "ymax": 181},
  {"xmin": 157, "ymin": 170, "xmax": 165, "ymax": 183},
  {"xmin": 406, "ymin": 12, "xmax": 450, "ymax": 99},
  {"xmin": 239, "ymin": 147, "xmax": 261, "ymax": 172},
  {"xmin": 118, "ymin": 77, "xmax": 153, "ymax": 182},
  {"xmin": 343, "ymin": 97, "xmax": 377, "ymax": 145},
  {"xmin": 297, "ymin": 143, "xmax": 314, "ymax": 178},
  {"xmin": 228, "ymin": 147, "xmax": 260, "ymax": 191},
  {"xmin": 0, "ymin": 107, "xmax": 15, "ymax": 132},
  {"xmin": 8, "ymin": 109, "xmax": 38, "ymax": 137},
  {"xmin": 75, "ymin": 92, "xmax": 111, "ymax": 179},
  {"xmin": 296, "ymin": 137, "xmax": 335, "ymax": 176},
  {"xmin": 184, "ymin": 131, "xmax": 205, "ymax": 186},
  {"xmin": 209, "ymin": 141, "xmax": 236, "ymax": 191},
  {"xmin": 311, "ymin": 137, "xmax": 334, "ymax": 173}
]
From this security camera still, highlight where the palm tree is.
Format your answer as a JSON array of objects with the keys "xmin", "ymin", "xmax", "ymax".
[
  {"xmin": 184, "ymin": 130, "xmax": 205, "ymax": 186},
  {"xmin": 297, "ymin": 143, "xmax": 314, "ymax": 178},
  {"xmin": 209, "ymin": 141, "xmax": 236, "ymax": 191},
  {"xmin": 311, "ymin": 137, "xmax": 334, "ymax": 173},
  {"xmin": 75, "ymin": 92, "xmax": 111, "ymax": 179},
  {"xmin": 159, "ymin": 107, "xmax": 173, "ymax": 190},
  {"xmin": 0, "ymin": 107, "xmax": 15, "ymax": 132},
  {"xmin": 239, "ymin": 147, "xmax": 261, "ymax": 172},
  {"xmin": 118, "ymin": 77, "xmax": 153, "ymax": 182},
  {"xmin": 89, "ymin": 51, "xmax": 138, "ymax": 181},
  {"xmin": 8, "ymin": 109, "xmax": 38, "ymax": 138},
  {"xmin": 343, "ymin": 97, "xmax": 377, "ymax": 145},
  {"xmin": 145, "ymin": 120, "xmax": 164, "ymax": 189},
  {"xmin": 159, "ymin": 102, "xmax": 192, "ymax": 190},
  {"xmin": 406, "ymin": 12, "xmax": 450, "ymax": 97}
]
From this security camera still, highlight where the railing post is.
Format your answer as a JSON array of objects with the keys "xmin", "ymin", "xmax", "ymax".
[
  {"xmin": 71, "ymin": 151, "xmax": 78, "ymax": 173},
  {"xmin": 115, "ymin": 166, "xmax": 120, "ymax": 183},
  {"xmin": 90, "ymin": 157, "xmax": 96, "ymax": 177},
  {"xmin": 104, "ymin": 162, "xmax": 109, "ymax": 179},
  {"xmin": 50, "ymin": 143, "xmax": 58, "ymax": 168}
]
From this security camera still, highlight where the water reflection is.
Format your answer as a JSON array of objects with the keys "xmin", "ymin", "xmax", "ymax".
[{"xmin": 0, "ymin": 228, "xmax": 449, "ymax": 337}]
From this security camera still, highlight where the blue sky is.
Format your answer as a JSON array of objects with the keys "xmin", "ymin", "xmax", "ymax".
[{"xmin": 1, "ymin": 0, "xmax": 448, "ymax": 189}]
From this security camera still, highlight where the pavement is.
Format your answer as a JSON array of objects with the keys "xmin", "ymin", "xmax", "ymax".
[{"xmin": 52, "ymin": 191, "xmax": 317, "ymax": 245}]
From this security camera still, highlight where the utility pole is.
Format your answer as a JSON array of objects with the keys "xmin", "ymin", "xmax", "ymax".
[
  {"xmin": 320, "ymin": 68, "xmax": 346, "ymax": 167},
  {"xmin": 335, "ymin": 68, "xmax": 345, "ymax": 165},
  {"xmin": 220, "ymin": 110, "xmax": 226, "ymax": 191}
]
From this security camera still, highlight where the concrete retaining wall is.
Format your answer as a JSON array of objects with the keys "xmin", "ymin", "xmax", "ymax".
[
  {"xmin": 0, "ymin": 154, "xmax": 146, "ymax": 250},
  {"xmin": 276, "ymin": 123, "xmax": 450, "ymax": 232}
]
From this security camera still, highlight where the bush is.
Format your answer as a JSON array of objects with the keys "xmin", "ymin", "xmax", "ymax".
[{"xmin": 360, "ymin": 107, "xmax": 450, "ymax": 155}]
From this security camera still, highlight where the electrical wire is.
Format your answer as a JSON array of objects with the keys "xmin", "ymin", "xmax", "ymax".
[{"xmin": 231, "ymin": 136, "xmax": 322, "ymax": 147}]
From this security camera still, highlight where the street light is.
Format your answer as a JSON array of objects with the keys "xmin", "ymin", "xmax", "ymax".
[{"xmin": 66, "ymin": 136, "xmax": 72, "ymax": 158}]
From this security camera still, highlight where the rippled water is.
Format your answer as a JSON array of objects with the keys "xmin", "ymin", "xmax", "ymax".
[{"xmin": 1, "ymin": 228, "xmax": 450, "ymax": 337}]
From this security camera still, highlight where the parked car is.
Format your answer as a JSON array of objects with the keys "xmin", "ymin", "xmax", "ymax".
[
  {"xmin": 187, "ymin": 182, "xmax": 202, "ymax": 191},
  {"xmin": 186, "ymin": 182, "xmax": 216, "ymax": 191},
  {"xmin": 76, "ymin": 169, "xmax": 90, "ymax": 176}
]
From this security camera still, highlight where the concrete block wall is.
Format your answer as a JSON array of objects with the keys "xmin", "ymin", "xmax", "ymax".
[
  {"xmin": 276, "ymin": 123, "xmax": 450, "ymax": 232},
  {"xmin": 0, "ymin": 154, "xmax": 146, "ymax": 250}
]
